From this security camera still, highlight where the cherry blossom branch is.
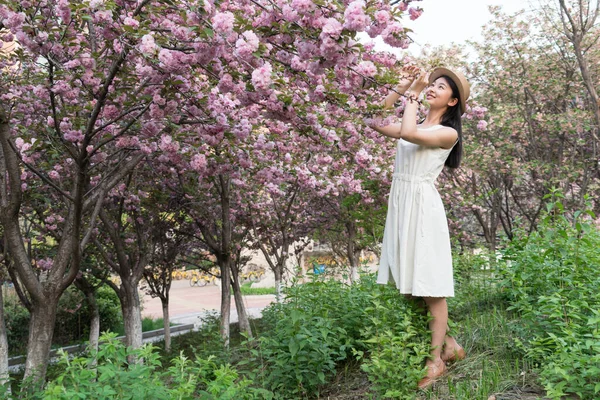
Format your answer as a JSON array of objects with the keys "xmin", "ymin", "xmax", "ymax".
[{"xmin": 6, "ymin": 139, "xmax": 74, "ymax": 202}]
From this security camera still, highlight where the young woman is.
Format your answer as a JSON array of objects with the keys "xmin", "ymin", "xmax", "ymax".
[{"xmin": 370, "ymin": 66, "xmax": 469, "ymax": 389}]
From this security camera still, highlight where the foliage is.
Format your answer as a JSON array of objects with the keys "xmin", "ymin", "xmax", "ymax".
[
  {"xmin": 157, "ymin": 312, "xmax": 230, "ymax": 366},
  {"xmin": 500, "ymin": 193, "xmax": 600, "ymax": 399},
  {"xmin": 2, "ymin": 291, "xmax": 29, "ymax": 356},
  {"xmin": 241, "ymin": 274, "xmax": 430, "ymax": 398},
  {"xmin": 1, "ymin": 332, "xmax": 272, "ymax": 400},
  {"xmin": 2, "ymin": 285, "xmax": 122, "ymax": 355},
  {"xmin": 354, "ymin": 285, "xmax": 430, "ymax": 399}
]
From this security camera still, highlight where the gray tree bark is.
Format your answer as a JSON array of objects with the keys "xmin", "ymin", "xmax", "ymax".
[
  {"xmin": 119, "ymin": 275, "xmax": 143, "ymax": 361},
  {"xmin": 230, "ymin": 267, "xmax": 252, "ymax": 338},
  {"xmin": 161, "ymin": 301, "xmax": 171, "ymax": 352},
  {"xmin": 0, "ymin": 283, "xmax": 10, "ymax": 394}
]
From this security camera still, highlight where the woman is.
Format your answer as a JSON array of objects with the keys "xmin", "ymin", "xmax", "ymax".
[{"xmin": 369, "ymin": 65, "xmax": 469, "ymax": 389}]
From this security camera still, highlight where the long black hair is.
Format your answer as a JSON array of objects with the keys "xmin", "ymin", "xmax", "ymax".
[{"xmin": 437, "ymin": 75, "xmax": 463, "ymax": 168}]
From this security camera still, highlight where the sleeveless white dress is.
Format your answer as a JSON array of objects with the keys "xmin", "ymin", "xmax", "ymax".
[{"xmin": 377, "ymin": 125, "xmax": 455, "ymax": 297}]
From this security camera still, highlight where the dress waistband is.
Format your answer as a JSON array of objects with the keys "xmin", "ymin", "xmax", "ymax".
[{"xmin": 392, "ymin": 173, "xmax": 435, "ymax": 183}]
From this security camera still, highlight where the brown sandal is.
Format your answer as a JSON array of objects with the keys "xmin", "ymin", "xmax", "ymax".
[
  {"xmin": 441, "ymin": 343, "xmax": 466, "ymax": 363},
  {"xmin": 417, "ymin": 359, "xmax": 446, "ymax": 389}
]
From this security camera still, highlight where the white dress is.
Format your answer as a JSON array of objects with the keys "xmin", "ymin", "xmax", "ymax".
[{"xmin": 377, "ymin": 125, "xmax": 455, "ymax": 297}]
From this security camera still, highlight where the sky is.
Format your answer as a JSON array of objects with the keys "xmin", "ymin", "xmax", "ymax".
[
  {"xmin": 405, "ymin": 0, "xmax": 532, "ymax": 53},
  {"xmin": 367, "ymin": 0, "xmax": 535, "ymax": 57}
]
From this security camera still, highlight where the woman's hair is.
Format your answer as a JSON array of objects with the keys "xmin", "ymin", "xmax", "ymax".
[{"xmin": 437, "ymin": 75, "xmax": 463, "ymax": 168}]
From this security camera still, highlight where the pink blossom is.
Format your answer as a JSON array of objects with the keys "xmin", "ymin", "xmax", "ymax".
[
  {"xmin": 3, "ymin": 11, "xmax": 25, "ymax": 30},
  {"xmin": 64, "ymin": 130, "xmax": 84, "ymax": 143},
  {"xmin": 382, "ymin": 21, "xmax": 407, "ymax": 48},
  {"xmin": 56, "ymin": 0, "xmax": 71, "ymax": 24},
  {"xmin": 123, "ymin": 17, "xmax": 139, "ymax": 28},
  {"xmin": 94, "ymin": 10, "xmax": 112, "ymax": 23},
  {"xmin": 252, "ymin": 62, "xmax": 273, "ymax": 92},
  {"xmin": 191, "ymin": 154, "xmax": 207, "ymax": 171},
  {"xmin": 235, "ymin": 31, "xmax": 260, "ymax": 59},
  {"xmin": 212, "ymin": 12, "xmax": 235, "ymax": 34},
  {"xmin": 139, "ymin": 34, "xmax": 156, "ymax": 54},
  {"xmin": 343, "ymin": 1, "xmax": 371, "ymax": 32},
  {"xmin": 88, "ymin": 0, "xmax": 105, "ymax": 9},
  {"xmin": 356, "ymin": 61, "xmax": 377, "ymax": 77},
  {"xmin": 322, "ymin": 18, "xmax": 343, "ymax": 39},
  {"xmin": 375, "ymin": 10, "xmax": 390, "ymax": 25},
  {"xmin": 282, "ymin": 5, "xmax": 298, "ymax": 22},
  {"xmin": 291, "ymin": 0, "xmax": 315, "ymax": 14},
  {"xmin": 49, "ymin": 170, "xmax": 60, "ymax": 180},
  {"xmin": 408, "ymin": 7, "xmax": 423, "ymax": 21},
  {"xmin": 472, "ymin": 106, "xmax": 488, "ymax": 119},
  {"xmin": 477, "ymin": 120, "xmax": 488, "ymax": 131}
]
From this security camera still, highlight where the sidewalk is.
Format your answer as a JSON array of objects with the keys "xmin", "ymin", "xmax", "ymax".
[{"xmin": 141, "ymin": 279, "xmax": 277, "ymax": 326}]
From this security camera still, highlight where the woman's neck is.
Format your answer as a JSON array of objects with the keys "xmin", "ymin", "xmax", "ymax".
[{"xmin": 422, "ymin": 107, "xmax": 445, "ymax": 127}]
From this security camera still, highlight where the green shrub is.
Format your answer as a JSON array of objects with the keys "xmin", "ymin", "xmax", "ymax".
[
  {"xmin": 246, "ymin": 305, "xmax": 349, "ymax": 397},
  {"xmin": 242, "ymin": 274, "xmax": 430, "ymax": 399},
  {"xmin": 0, "ymin": 332, "xmax": 273, "ymax": 400},
  {"xmin": 3, "ymin": 292, "xmax": 30, "ymax": 356},
  {"xmin": 354, "ymin": 279, "xmax": 430, "ymax": 399},
  {"xmin": 2, "ymin": 284, "xmax": 122, "ymax": 356},
  {"xmin": 500, "ymin": 194, "xmax": 600, "ymax": 399}
]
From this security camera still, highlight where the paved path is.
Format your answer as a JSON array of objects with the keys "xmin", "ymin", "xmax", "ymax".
[{"xmin": 141, "ymin": 279, "xmax": 276, "ymax": 325}]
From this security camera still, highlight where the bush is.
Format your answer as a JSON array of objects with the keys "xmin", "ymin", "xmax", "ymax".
[
  {"xmin": 500, "ymin": 195, "xmax": 600, "ymax": 399},
  {"xmin": 2, "ymin": 284, "xmax": 122, "ymax": 355},
  {"xmin": 3, "ymin": 292, "xmax": 30, "ymax": 356},
  {"xmin": 241, "ymin": 274, "xmax": 430, "ymax": 399},
  {"xmin": 355, "ymin": 280, "xmax": 430, "ymax": 399},
  {"xmin": 1, "ymin": 332, "xmax": 272, "ymax": 400}
]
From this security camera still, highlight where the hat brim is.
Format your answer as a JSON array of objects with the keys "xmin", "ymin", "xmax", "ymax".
[{"xmin": 428, "ymin": 67, "xmax": 469, "ymax": 114}]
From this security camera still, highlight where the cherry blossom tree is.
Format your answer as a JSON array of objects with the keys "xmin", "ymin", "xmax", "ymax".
[
  {"xmin": 0, "ymin": 0, "xmax": 424, "ymax": 378},
  {"xmin": 0, "ymin": 0, "xmax": 208, "ymax": 380}
]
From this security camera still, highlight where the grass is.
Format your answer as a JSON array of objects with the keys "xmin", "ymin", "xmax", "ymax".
[
  {"xmin": 240, "ymin": 282, "xmax": 276, "ymax": 295},
  {"xmin": 112, "ymin": 316, "xmax": 171, "ymax": 336},
  {"xmin": 9, "ymin": 267, "xmax": 551, "ymax": 399},
  {"xmin": 321, "ymin": 271, "xmax": 548, "ymax": 400}
]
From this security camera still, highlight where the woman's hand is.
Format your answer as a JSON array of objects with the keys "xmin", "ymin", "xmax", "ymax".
[
  {"xmin": 406, "ymin": 70, "xmax": 429, "ymax": 96},
  {"xmin": 395, "ymin": 65, "xmax": 420, "ymax": 93},
  {"xmin": 383, "ymin": 65, "xmax": 420, "ymax": 109}
]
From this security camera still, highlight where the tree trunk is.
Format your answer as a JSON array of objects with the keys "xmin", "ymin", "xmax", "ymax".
[
  {"xmin": 230, "ymin": 268, "xmax": 252, "ymax": 338},
  {"xmin": 23, "ymin": 297, "xmax": 59, "ymax": 384},
  {"xmin": 0, "ymin": 284, "xmax": 10, "ymax": 394},
  {"xmin": 161, "ymin": 300, "xmax": 171, "ymax": 353},
  {"xmin": 274, "ymin": 266, "xmax": 285, "ymax": 302},
  {"xmin": 345, "ymin": 221, "xmax": 359, "ymax": 284},
  {"xmin": 119, "ymin": 278, "xmax": 143, "ymax": 358},
  {"xmin": 219, "ymin": 260, "xmax": 231, "ymax": 346},
  {"xmin": 86, "ymin": 290, "xmax": 100, "ymax": 355}
]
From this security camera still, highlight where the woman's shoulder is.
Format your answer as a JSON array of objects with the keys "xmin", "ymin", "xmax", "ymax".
[{"xmin": 418, "ymin": 124, "xmax": 455, "ymax": 132}]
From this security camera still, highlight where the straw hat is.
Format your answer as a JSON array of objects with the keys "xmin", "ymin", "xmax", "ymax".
[{"xmin": 428, "ymin": 67, "xmax": 470, "ymax": 114}]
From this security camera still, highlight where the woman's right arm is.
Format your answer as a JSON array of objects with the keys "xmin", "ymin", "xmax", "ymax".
[
  {"xmin": 382, "ymin": 65, "xmax": 419, "ymax": 109},
  {"xmin": 369, "ymin": 65, "xmax": 419, "ymax": 138}
]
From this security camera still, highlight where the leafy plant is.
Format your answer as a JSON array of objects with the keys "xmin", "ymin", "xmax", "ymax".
[
  {"xmin": 241, "ymin": 273, "xmax": 431, "ymax": 398},
  {"xmin": 2, "ymin": 332, "xmax": 272, "ymax": 399},
  {"xmin": 499, "ymin": 193, "xmax": 600, "ymax": 399}
]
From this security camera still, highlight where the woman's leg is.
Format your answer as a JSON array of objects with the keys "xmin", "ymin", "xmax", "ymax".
[
  {"xmin": 423, "ymin": 297, "xmax": 447, "ymax": 361},
  {"xmin": 418, "ymin": 297, "xmax": 448, "ymax": 388}
]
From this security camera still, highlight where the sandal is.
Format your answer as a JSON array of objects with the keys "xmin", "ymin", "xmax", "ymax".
[
  {"xmin": 417, "ymin": 358, "xmax": 446, "ymax": 389},
  {"xmin": 441, "ymin": 337, "xmax": 466, "ymax": 363}
]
